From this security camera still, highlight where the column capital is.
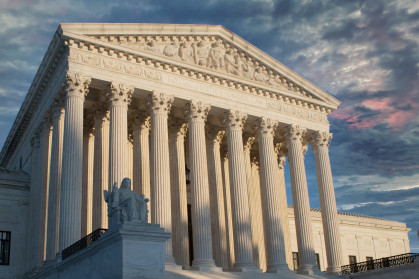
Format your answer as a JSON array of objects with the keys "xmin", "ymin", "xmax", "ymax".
[
  {"xmin": 107, "ymin": 82, "xmax": 134, "ymax": 107},
  {"xmin": 92, "ymin": 103, "xmax": 110, "ymax": 127},
  {"xmin": 65, "ymin": 71, "xmax": 91, "ymax": 99},
  {"xmin": 30, "ymin": 132, "xmax": 40, "ymax": 148},
  {"xmin": 243, "ymin": 133, "xmax": 255, "ymax": 151},
  {"xmin": 147, "ymin": 91, "xmax": 174, "ymax": 115},
  {"xmin": 84, "ymin": 113, "xmax": 95, "ymax": 136},
  {"xmin": 255, "ymin": 117, "xmax": 278, "ymax": 136},
  {"xmin": 169, "ymin": 118, "xmax": 188, "ymax": 138},
  {"xmin": 206, "ymin": 126, "xmax": 225, "ymax": 144},
  {"xmin": 131, "ymin": 111, "xmax": 150, "ymax": 133},
  {"xmin": 311, "ymin": 131, "xmax": 332, "ymax": 151},
  {"xmin": 275, "ymin": 143, "xmax": 287, "ymax": 170},
  {"xmin": 223, "ymin": 110, "xmax": 247, "ymax": 131},
  {"xmin": 186, "ymin": 101, "xmax": 211, "ymax": 122},
  {"xmin": 51, "ymin": 97, "xmax": 65, "ymax": 120},
  {"xmin": 250, "ymin": 150, "xmax": 259, "ymax": 167},
  {"xmin": 220, "ymin": 145, "xmax": 229, "ymax": 160},
  {"xmin": 284, "ymin": 125, "xmax": 306, "ymax": 144}
]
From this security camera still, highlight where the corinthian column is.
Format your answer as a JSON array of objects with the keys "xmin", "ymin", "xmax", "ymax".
[
  {"xmin": 256, "ymin": 118, "xmax": 288, "ymax": 272},
  {"xmin": 285, "ymin": 125, "xmax": 315, "ymax": 275},
  {"xmin": 243, "ymin": 135, "xmax": 265, "ymax": 270},
  {"xmin": 186, "ymin": 101, "xmax": 218, "ymax": 270},
  {"xmin": 92, "ymin": 104, "xmax": 109, "ymax": 230},
  {"xmin": 148, "ymin": 91, "xmax": 175, "ymax": 264},
  {"xmin": 275, "ymin": 143, "xmax": 293, "ymax": 269},
  {"xmin": 132, "ymin": 113, "xmax": 151, "ymax": 208},
  {"xmin": 107, "ymin": 82, "xmax": 133, "ymax": 188},
  {"xmin": 223, "ymin": 110, "xmax": 258, "ymax": 271},
  {"xmin": 46, "ymin": 100, "xmax": 64, "ymax": 262},
  {"xmin": 206, "ymin": 127, "xmax": 228, "ymax": 269},
  {"xmin": 59, "ymin": 72, "xmax": 91, "ymax": 252},
  {"xmin": 312, "ymin": 131, "xmax": 342, "ymax": 274},
  {"xmin": 169, "ymin": 118, "xmax": 189, "ymax": 267},
  {"xmin": 81, "ymin": 114, "xmax": 94, "ymax": 237}
]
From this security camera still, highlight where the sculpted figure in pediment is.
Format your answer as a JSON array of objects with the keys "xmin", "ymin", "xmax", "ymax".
[
  {"xmin": 225, "ymin": 48, "xmax": 240, "ymax": 75},
  {"xmin": 194, "ymin": 41, "xmax": 209, "ymax": 66},
  {"xmin": 163, "ymin": 41, "xmax": 179, "ymax": 57},
  {"xmin": 240, "ymin": 55, "xmax": 255, "ymax": 80},
  {"xmin": 179, "ymin": 41, "xmax": 194, "ymax": 63},
  {"xmin": 144, "ymin": 39, "xmax": 159, "ymax": 53},
  {"xmin": 253, "ymin": 64, "xmax": 267, "ymax": 83},
  {"xmin": 208, "ymin": 41, "xmax": 225, "ymax": 70}
]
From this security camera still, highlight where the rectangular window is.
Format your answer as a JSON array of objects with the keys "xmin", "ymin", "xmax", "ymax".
[
  {"xmin": 315, "ymin": 253, "xmax": 320, "ymax": 269},
  {"xmin": 292, "ymin": 252, "xmax": 299, "ymax": 270},
  {"xmin": 349, "ymin": 255, "xmax": 357, "ymax": 265},
  {"xmin": 0, "ymin": 231, "xmax": 11, "ymax": 265},
  {"xmin": 366, "ymin": 256, "xmax": 373, "ymax": 262},
  {"xmin": 366, "ymin": 256, "xmax": 374, "ymax": 270}
]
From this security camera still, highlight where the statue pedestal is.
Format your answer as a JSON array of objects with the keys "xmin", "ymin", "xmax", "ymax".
[
  {"xmin": 95, "ymin": 222, "xmax": 171, "ymax": 279},
  {"xmin": 28, "ymin": 222, "xmax": 171, "ymax": 279}
]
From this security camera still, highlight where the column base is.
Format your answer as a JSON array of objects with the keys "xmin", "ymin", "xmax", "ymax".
[
  {"xmin": 266, "ymin": 263, "xmax": 291, "ymax": 273},
  {"xmin": 191, "ymin": 259, "xmax": 221, "ymax": 271},
  {"xmin": 326, "ymin": 266, "xmax": 341, "ymax": 275},
  {"xmin": 297, "ymin": 264, "xmax": 314, "ymax": 275},
  {"xmin": 231, "ymin": 264, "xmax": 262, "ymax": 273}
]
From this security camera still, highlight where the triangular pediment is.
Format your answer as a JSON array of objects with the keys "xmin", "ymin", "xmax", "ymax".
[{"xmin": 60, "ymin": 23, "xmax": 340, "ymax": 109}]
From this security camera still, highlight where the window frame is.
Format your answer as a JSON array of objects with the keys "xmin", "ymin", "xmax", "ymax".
[{"xmin": 0, "ymin": 231, "xmax": 11, "ymax": 266}]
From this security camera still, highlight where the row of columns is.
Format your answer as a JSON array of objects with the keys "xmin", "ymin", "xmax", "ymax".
[{"xmin": 28, "ymin": 71, "xmax": 342, "ymax": 275}]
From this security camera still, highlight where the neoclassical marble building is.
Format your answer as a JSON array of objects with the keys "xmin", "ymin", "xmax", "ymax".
[{"xmin": 0, "ymin": 24, "xmax": 411, "ymax": 279}]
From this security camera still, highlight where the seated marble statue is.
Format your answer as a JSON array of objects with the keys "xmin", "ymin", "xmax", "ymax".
[{"xmin": 104, "ymin": 178, "xmax": 149, "ymax": 226}]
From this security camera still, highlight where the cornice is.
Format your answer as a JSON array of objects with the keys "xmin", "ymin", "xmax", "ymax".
[{"xmin": 0, "ymin": 27, "xmax": 67, "ymax": 167}]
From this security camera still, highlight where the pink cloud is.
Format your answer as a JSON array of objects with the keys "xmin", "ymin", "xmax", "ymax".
[
  {"xmin": 387, "ymin": 111, "xmax": 414, "ymax": 129},
  {"xmin": 362, "ymin": 98, "xmax": 391, "ymax": 110}
]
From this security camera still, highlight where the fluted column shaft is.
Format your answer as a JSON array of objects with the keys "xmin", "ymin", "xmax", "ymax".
[
  {"xmin": 107, "ymin": 82, "xmax": 133, "ymax": 187},
  {"xmin": 223, "ymin": 110, "xmax": 256, "ymax": 271},
  {"xmin": 286, "ymin": 125, "xmax": 315, "ymax": 275},
  {"xmin": 92, "ymin": 106, "xmax": 109, "ymax": 230},
  {"xmin": 221, "ymin": 151, "xmax": 235, "ymax": 269},
  {"xmin": 169, "ymin": 119, "xmax": 189, "ymax": 267},
  {"xmin": 31, "ymin": 119, "xmax": 52, "ymax": 269},
  {"xmin": 81, "ymin": 119, "xmax": 94, "ymax": 237},
  {"xmin": 148, "ymin": 92, "xmax": 175, "ymax": 263},
  {"xmin": 275, "ymin": 149, "xmax": 293, "ymax": 269},
  {"xmin": 256, "ymin": 118, "xmax": 288, "ymax": 272},
  {"xmin": 59, "ymin": 72, "xmax": 91, "ymax": 251},
  {"xmin": 27, "ymin": 134, "xmax": 40, "ymax": 271},
  {"xmin": 312, "ymin": 131, "xmax": 343, "ymax": 274},
  {"xmin": 186, "ymin": 101, "xmax": 217, "ymax": 270},
  {"xmin": 207, "ymin": 128, "xmax": 228, "ymax": 269},
  {"xmin": 46, "ymin": 102, "xmax": 64, "ymax": 261}
]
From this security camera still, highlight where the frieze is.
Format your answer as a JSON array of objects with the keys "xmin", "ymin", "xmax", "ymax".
[
  {"xmin": 266, "ymin": 100, "xmax": 328, "ymax": 124},
  {"xmin": 69, "ymin": 48, "xmax": 328, "ymax": 124}
]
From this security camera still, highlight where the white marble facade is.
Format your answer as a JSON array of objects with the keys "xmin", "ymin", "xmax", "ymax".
[{"xmin": 0, "ymin": 24, "xmax": 411, "ymax": 278}]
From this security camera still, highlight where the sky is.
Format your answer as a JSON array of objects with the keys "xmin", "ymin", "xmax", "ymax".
[{"xmin": 0, "ymin": 0, "xmax": 418, "ymax": 253}]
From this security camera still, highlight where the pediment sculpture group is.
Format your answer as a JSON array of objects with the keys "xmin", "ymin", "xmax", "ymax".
[
  {"xmin": 117, "ymin": 38, "xmax": 308, "ymax": 96},
  {"xmin": 104, "ymin": 178, "xmax": 149, "ymax": 226}
]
